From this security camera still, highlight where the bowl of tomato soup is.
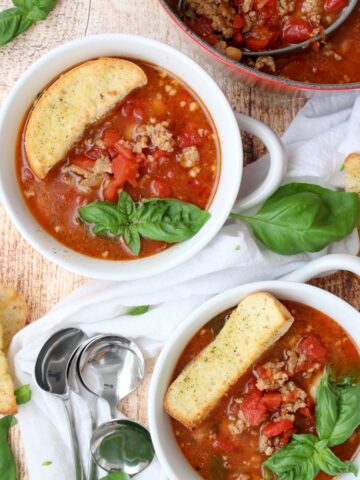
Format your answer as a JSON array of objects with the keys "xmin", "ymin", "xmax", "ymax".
[
  {"xmin": 158, "ymin": 0, "xmax": 360, "ymax": 94},
  {"xmin": 0, "ymin": 34, "xmax": 285, "ymax": 280},
  {"xmin": 149, "ymin": 253, "xmax": 360, "ymax": 480}
]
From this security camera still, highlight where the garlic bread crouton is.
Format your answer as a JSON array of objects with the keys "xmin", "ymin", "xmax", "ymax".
[
  {"xmin": 0, "ymin": 285, "xmax": 28, "ymax": 352},
  {"xmin": 164, "ymin": 292, "xmax": 294, "ymax": 429},
  {"xmin": 0, "ymin": 324, "xmax": 16, "ymax": 415},
  {"xmin": 344, "ymin": 153, "xmax": 360, "ymax": 195},
  {"xmin": 25, "ymin": 57, "xmax": 147, "ymax": 179}
]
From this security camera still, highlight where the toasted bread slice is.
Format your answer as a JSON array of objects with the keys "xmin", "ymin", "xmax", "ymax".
[
  {"xmin": 0, "ymin": 323, "xmax": 17, "ymax": 415},
  {"xmin": 164, "ymin": 292, "xmax": 294, "ymax": 429},
  {"xmin": 344, "ymin": 153, "xmax": 360, "ymax": 195},
  {"xmin": 0, "ymin": 285, "xmax": 28, "ymax": 352},
  {"xmin": 25, "ymin": 57, "xmax": 148, "ymax": 179}
]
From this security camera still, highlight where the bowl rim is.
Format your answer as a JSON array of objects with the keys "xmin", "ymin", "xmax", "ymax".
[
  {"xmin": 0, "ymin": 33, "xmax": 242, "ymax": 280},
  {"xmin": 148, "ymin": 277, "xmax": 360, "ymax": 480},
  {"xmin": 157, "ymin": 0, "xmax": 360, "ymax": 92}
]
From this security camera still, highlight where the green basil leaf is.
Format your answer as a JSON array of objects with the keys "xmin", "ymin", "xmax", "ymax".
[
  {"xmin": 118, "ymin": 191, "xmax": 136, "ymax": 220},
  {"xmin": 316, "ymin": 369, "xmax": 360, "ymax": 447},
  {"xmin": 232, "ymin": 183, "xmax": 360, "ymax": 255},
  {"xmin": 0, "ymin": 416, "xmax": 17, "ymax": 480},
  {"xmin": 102, "ymin": 473, "xmax": 131, "ymax": 480},
  {"xmin": 13, "ymin": 0, "xmax": 57, "ymax": 15},
  {"xmin": 79, "ymin": 201, "xmax": 127, "ymax": 236},
  {"xmin": 264, "ymin": 434, "xmax": 319, "ymax": 477},
  {"xmin": 14, "ymin": 384, "xmax": 32, "ymax": 405},
  {"xmin": 327, "ymin": 382, "xmax": 360, "ymax": 447},
  {"xmin": 314, "ymin": 445, "xmax": 357, "ymax": 476},
  {"xmin": 127, "ymin": 305, "xmax": 150, "ymax": 316},
  {"xmin": 0, "ymin": 8, "xmax": 31, "ymax": 46},
  {"xmin": 135, "ymin": 198, "xmax": 210, "ymax": 243},
  {"xmin": 123, "ymin": 226, "xmax": 141, "ymax": 256},
  {"xmin": 316, "ymin": 369, "xmax": 338, "ymax": 441}
]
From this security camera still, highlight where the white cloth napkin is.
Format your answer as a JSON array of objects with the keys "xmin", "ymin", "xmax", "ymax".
[{"xmin": 9, "ymin": 92, "xmax": 360, "ymax": 480}]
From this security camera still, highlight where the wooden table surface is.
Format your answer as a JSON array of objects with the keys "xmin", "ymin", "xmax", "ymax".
[{"xmin": 0, "ymin": 0, "xmax": 359, "ymax": 478}]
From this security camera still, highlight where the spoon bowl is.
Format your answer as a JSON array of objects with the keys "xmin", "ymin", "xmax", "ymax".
[
  {"xmin": 77, "ymin": 335, "xmax": 145, "ymax": 418},
  {"xmin": 35, "ymin": 328, "xmax": 87, "ymax": 480},
  {"xmin": 91, "ymin": 419, "xmax": 155, "ymax": 475}
]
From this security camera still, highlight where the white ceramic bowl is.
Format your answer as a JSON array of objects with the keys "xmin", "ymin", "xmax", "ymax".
[
  {"xmin": 148, "ymin": 253, "xmax": 360, "ymax": 480},
  {"xmin": 0, "ymin": 34, "xmax": 286, "ymax": 280}
]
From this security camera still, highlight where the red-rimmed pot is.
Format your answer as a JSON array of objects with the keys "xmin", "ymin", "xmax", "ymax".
[
  {"xmin": 157, "ymin": 0, "xmax": 360, "ymax": 96},
  {"xmin": 149, "ymin": 253, "xmax": 360, "ymax": 479}
]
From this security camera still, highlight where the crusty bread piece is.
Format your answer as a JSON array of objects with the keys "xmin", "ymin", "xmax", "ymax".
[
  {"xmin": 164, "ymin": 292, "xmax": 294, "ymax": 429},
  {"xmin": 25, "ymin": 57, "xmax": 148, "ymax": 179},
  {"xmin": 0, "ymin": 285, "xmax": 28, "ymax": 352},
  {"xmin": 344, "ymin": 153, "xmax": 360, "ymax": 195},
  {"xmin": 0, "ymin": 323, "xmax": 17, "ymax": 415}
]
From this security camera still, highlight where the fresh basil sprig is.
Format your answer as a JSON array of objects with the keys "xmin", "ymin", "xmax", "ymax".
[
  {"xmin": 0, "ymin": 0, "xmax": 57, "ymax": 46},
  {"xmin": 264, "ymin": 369, "xmax": 359, "ymax": 479},
  {"xmin": 0, "ymin": 416, "xmax": 17, "ymax": 480},
  {"xmin": 79, "ymin": 192, "xmax": 210, "ymax": 256},
  {"xmin": 232, "ymin": 183, "xmax": 360, "ymax": 255}
]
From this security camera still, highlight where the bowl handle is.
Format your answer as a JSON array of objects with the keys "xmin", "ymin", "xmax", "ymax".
[
  {"xmin": 233, "ymin": 112, "xmax": 287, "ymax": 211},
  {"xmin": 280, "ymin": 254, "xmax": 360, "ymax": 283}
]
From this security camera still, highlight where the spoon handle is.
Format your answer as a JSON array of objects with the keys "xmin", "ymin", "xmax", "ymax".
[{"xmin": 63, "ymin": 397, "xmax": 85, "ymax": 480}]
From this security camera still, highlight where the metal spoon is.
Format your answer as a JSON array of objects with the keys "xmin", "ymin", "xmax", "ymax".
[
  {"xmin": 90, "ymin": 419, "xmax": 155, "ymax": 476},
  {"xmin": 177, "ymin": 0, "xmax": 358, "ymax": 56},
  {"xmin": 35, "ymin": 328, "xmax": 87, "ymax": 480},
  {"xmin": 77, "ymin": 335, "xmax": 145, "ymax": 418}
]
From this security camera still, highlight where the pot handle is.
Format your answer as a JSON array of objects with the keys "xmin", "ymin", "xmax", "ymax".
[
  {"xmin": 234, "ymin": 112, "xmax": 287, "ymax": 211},
  {"xmin": 280, "ymin": 254, "xmax": 360, "ymax": 283}
]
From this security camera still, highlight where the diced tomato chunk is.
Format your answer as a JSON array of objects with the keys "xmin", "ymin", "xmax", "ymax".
[
  {"xmin": 71, "ymin": 156, "xmax": 95, "ymax": 169},
  {"xmin": 111, "ymin": 154, "xmax": 138, "ymax": 187},
  {"xmin": 262, "ymin": 419, "xmax": 294, "ymax": 438},
  {"xmin": 324, "ymin": 0, "xmax": 348, "ymax": 12},
  {"xmin": 213, "ymin": 437, "xmax": 234, "ymax": 453},
  {"xmin": 299, "ymin": 407, "xmax": 312, "ymax": 418},
  {"xmin": 233, "ymin": 31, "xmax": 244, "ymax": 45},
  {"xmin": 233, "ymin": 14, "xmax": 245, "ymax": 29},
  {"xmin": 103, "ymin": 179, "xmax": 122, "ymax": 202},
  {"xmin": 256, "ymin": 365, "xmax": 271, "ymax": 379},
  {"xmin": 103, "ymin": 128, "xmax": 121, "ymax": 148},
  {"xmin": 152, "ymin": 148, "xmax": 169, "ymax": 161},
  {"xmin": 260, "ymin": 392, "xmax": 282, "ymax": 412},
  {"xmin": 187, "ymin": 17, "xmax": 219, "ymax": 46},
  {"xmin": 241, "ymin": 390, "xmax": 267, "ymax": 426},
  {"xmin": 298, "ymin": 334, "xmax": 327, "ymax": 363},
  {"xmin": 245, "ymin": 35, "xmax": 270, "ymax": 51},
  {"xmin": 150, "ymin": 179, "xmax": 171, "ymax": 198},
  {"xmin": 282, "ymin": 18, "xmax": 313, "ymax": 44},
  {"xmin": 279, "ymin": 426, "xmax": 296, "ymax": 447}
]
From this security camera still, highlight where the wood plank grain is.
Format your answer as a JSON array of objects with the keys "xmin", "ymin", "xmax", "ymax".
[{"xmin": 0, "ymin": 1, "xmax": 358, "ymax": 478}]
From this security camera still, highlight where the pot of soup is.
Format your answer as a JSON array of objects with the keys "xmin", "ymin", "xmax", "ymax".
[
  {"xmin": 0, "ymin": 34, "xmax": 285, "ymax": 280},
  {"xmin": 158, "ymin": 0, "xmax": 360, "ymax": 94},
  {"xmin": 149, "ymin": 253, "xmax": 360, "ymax": 480}
]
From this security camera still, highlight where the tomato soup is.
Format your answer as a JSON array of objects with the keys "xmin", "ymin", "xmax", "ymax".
[
  {"xmin": 171, "ymin": 301, "xmax": 360, "ymax": 480},
  {"xmin": 17, "ymin": 61, "xmax": 220, "ymax": 260}
]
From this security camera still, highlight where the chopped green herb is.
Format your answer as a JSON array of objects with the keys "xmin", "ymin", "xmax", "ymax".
[
  {"xmin": 127, "ymin": 305, "xmax": 150, "ymax": 316},
  {"xmin": 42, "ymin": 461, "xmax": 53, "ymax": 467},
  {"xmin": 15, "ymin": 384, "xmax": 32, "ymax": 405},
  {"xmin": 235, "ymin": 244, "xmax": 241, "ymax": 251}
]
